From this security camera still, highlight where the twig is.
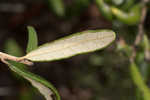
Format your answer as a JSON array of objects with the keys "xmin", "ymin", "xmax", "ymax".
[
  {"xmin": 130, "ymin": 0, "xmax": 149, "ymax": 62},
  {"xmin": 0, "ymin": 52, "xmax": 33, "ymax": 66}
]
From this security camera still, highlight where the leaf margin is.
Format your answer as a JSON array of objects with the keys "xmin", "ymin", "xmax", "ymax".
[
  {"xmin": 26, "ymin": 26, "xmax": 38, "ymax": 53},
  {"xmin": 24, "ymin": 29, "xmax": 116, "ymax": 62},
  {"xmin": 6, "ymin": 61, "xmax": 61, "ymax": 100}
]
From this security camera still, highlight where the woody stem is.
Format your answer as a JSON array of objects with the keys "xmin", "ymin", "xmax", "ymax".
[{"xmin": 0, "ymin": 52, "xmax": 33, "ymax": 66}]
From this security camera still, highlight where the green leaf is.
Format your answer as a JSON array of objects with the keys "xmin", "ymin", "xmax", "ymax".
[
  {"xmin": 6, "ymin": 61, "xmax": 60, "ymax": 100},
  {"xmin": 111, "ymin": 4, "xmax": 141, "ymax": 25},
  {"xmin": 47, "ymin": 0, "xmax": 65, "ymax": 17},
  {"xmin": 4, "ymin": 38, "xmax": 60, "ymax": 100},
  {"xmin": 95, "ymin": 0, "xmax": 113, "ymax": 21},
  {"xmin": 26, "ymin": 26, "xmax": 38, "ymax": 53},
  {"xmin": 24, "ymin": 29, "xmax": 116, "ymax": 62},
  {"xmin": 4, "ymin": 38, "xmax": 27, "ymax": 80},
  {"xmin": 143, "ymin": 34, "xmax": 150, "ymax": 50},
  {"xmin": 121, "ymin": 0, "xmax": 135, "ymax": 10},
  {"xmin": 4, "ymin": 38, "xmax": 23, "ymax": 57},
  {"xmin": 130, "ymin": 62, "xmax": 150, "ymax": 100}
]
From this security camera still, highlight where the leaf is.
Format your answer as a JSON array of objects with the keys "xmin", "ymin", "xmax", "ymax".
[
  {"xmin": 130, "ymin": 62, "xmax": 150, "ymax": 100},
  {"xmin": 47, "ymin": 0, "xmax": 65, "ymax": 17},
  {"xmin": 143, "ymin": 34, "xmax": 150, "ymax": 50},
  {"xmin": 26, "ymin": 26, "xmax": 38, "ymax": 53},
  {"xmin": 121, "ymin": 0, "xmax": 136, "ymax": 10},
  {"xmin": 4, "ymin": 38, "xmax": 23, "ymax": 57},
  {"xmin": 6, "ymin": 61, "xmax": 60, "ymax": 100},
  {"xmin": 4, "ymin": 38, "xmax": 27, "ymax": 80},
  {"xmin": 111, "ymin": 4, "xmax": 141, "ymax": 25},
  {"xmin": 95, "ymin": 0, "xmax": 113, "ymax": 20},
  {"xmin": 4, "ymin": 38, "xmax": 60, "ymax": 100},
  {"xmin": 23, "ymin": 30, "xmax": 116, "ymax": 62}
]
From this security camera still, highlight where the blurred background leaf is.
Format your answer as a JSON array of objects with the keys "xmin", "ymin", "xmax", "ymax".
[
  {"xmin": 130, "ymin": 62, "xmax": 150, "ymax": 100},
  {"xmin": 26, "ymin": 26, "xmax": 38, "ymax": 53},
  {"xmin": 46, "ymin": 0, "xmax": 65, "ymax": 17},
  {"xmin": 0, "ymin": 0, "xmax": 150, "ymax": 100}
]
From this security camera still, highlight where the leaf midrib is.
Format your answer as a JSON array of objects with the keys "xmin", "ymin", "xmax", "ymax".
[{"xmin": 25, "ymin": 34, "xmax": 115, "ymax": 59}]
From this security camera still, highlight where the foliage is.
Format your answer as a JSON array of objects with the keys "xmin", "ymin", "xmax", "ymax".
[
  {"xmin": 1, "ymin": 27, "xmax": 115, "ymax": 100},
  {"xmin": 26, "ymin": 26, "xmax": 38, "ymax": 53},
  {"xmin": 1, "ymin": 0, "xmax": 150, "ymax": 100}
]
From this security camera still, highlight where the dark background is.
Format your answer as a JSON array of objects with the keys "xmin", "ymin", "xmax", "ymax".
[{"xmin": 0, "ymin": 0, "xmax": 149, "ymax": 100}]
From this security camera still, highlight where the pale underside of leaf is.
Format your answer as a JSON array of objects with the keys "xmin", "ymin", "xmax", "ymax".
[
  {"xmin": 25, "ymin": 77, "xmax": 53, "ymax": 100},
  {"xmin": 6, "ymin": 61, "xmax": 60, "ymax": 100},
  {"xmin": 24, "ymin": 30, "xmax": 115, "ymax": 61}
]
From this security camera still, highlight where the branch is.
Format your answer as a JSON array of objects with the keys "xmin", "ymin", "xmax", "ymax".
[
  {"xmin": 130, "ymin": 0, "xmax": 149, "ymax": 62},
  {"xmin": 0, "ymin": 52, "xmax": 33, "ymax": 66}
]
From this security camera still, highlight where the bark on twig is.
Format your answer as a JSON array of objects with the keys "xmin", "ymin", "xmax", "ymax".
[
  {"xmin": 0, "ymin": 52, "xmax": 33, "ymax": 66},
  {"xmin": 130, "ymin": 0, "xmax": 149, "ymax": 62}
]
